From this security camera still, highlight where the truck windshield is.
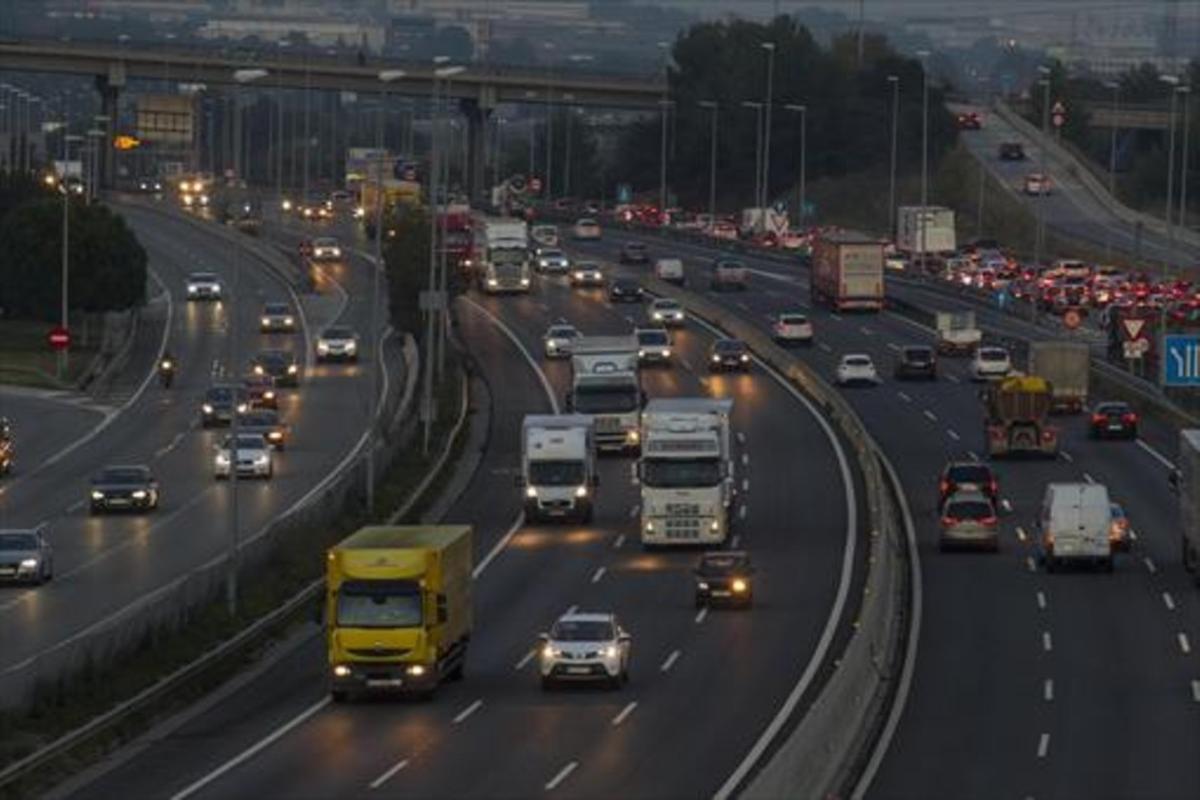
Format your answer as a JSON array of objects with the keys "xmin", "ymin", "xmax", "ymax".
[
  {"xmin": 642, "ymin": 458, "xmax": 722, "ymax": 488},
  {"xmin": 574, "ymin": 386, "xmax": 639, "ymax": 413},
  {"xmin": 491, "ymin": 248, "xmax": 526, "ymax": 266},
  {"xmin": 336, "ymin": 586, "xmax": 423, "ymax": 629},
  {"xmin": 529, "ymin": 460, "xmax": 586, "ymax": 486}
]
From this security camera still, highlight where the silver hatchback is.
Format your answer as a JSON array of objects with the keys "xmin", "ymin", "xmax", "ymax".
[{"xmin": 939, "ymin": 491, "xmax": 999, "ymax": 551}]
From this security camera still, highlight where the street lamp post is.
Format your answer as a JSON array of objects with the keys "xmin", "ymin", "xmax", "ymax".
[
  {"xmin": 659, "ymin": 98, "xmax": 673, "ymax": 218},
  {"xmin": 698, "ymin": 101, "xmax": 718, "ymax": 226},
  {"xmin": 917, "ymin": 50, "xmax": 930, "ymax": 269},
  {"xmin": 1178, "ymin": 85, "xmax": 1191, "ymax": 231},
  {"xmin": 785, "ymin": 104, "xmax": 806, "ymax": 229},
  {"xmin": 1033, "ymin": 66, "xmax": 1051, "ymax": 275},
  {"xmin": 562, "ymin": 95, "xmax": 574, "ymax": 198},
  {"xmin": 760, "ymin": 41, "xmax": 776, "ymax": 224},
  {"xmin": 743, "ymin": 101, "xmax": 763, "ymax": 217},
  {"xmin": 887, "ymin": 75, "xmax": 899, "ymax": 239},
  {"xmin": 1162, "ymin": 74, "xmax": 1181, "ymax": 265},
  {"xmin": 58, "ymin": 133, "xmax": 83, "ymax": 380}
]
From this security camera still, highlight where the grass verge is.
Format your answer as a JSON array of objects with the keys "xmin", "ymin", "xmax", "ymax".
[
  {"xmin": 0, "ymin": 319, "xmax": 101, "ymax": 390},
  {"xmin": 0, "ymin": 360, "xmax": 468, "ymax": 800}
]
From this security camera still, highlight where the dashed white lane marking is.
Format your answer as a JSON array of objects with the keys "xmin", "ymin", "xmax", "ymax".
[
  {"xmin": 897, "ymin": 391, "xmax": 912, "ymax": 403},
  {"xmin": 1192, "ymin": 680, "xmax": 1200, "ymax": 703},
  {"xmin": 1016, "ymin": 526, "xmax": 1028, "ymax": 543},
  {"xmin": 1137, "ymin": 439, "xmax": 1177, "ymax": 470},
  {"xmin": 1002, "ymin": 499, "xmax": 1013, "ymax": 513},
  {"xmin": 661, "ymin": 649, "xmax": 681, "ymax": 672},
  {"xmin": 886, "ymin": 343, "xmax": 901, "ymax": 352},
  {"xmin": 946, "ymin": 374, "xmax": 961, "ymax": 384},
  {"xmin": 694, "ymin": 607, "xmax": 709, "ymax": 624},
  {"xmin": 1036, "ymin": 591, "xmax": 1047, "ymax": 610},
  {"xmin": 628, "ymin": 505, "xmax": 639, "ymax": 519},
  {"xmin": 66, "ymin": 499, "xmax": 85, "ymax": 514},
  {"xmin": 1180, "ymin": 633, "xmax": 1192, "ymax": 655},
  {"xmin": 1042, "ymin": 631, "xmax": 1053, "ymax": 652},
  {"xmin": 591, "ymin": 567, "xmax": 607, "ymax": 584},
  {"xmin": 565, "ymin": 604, "xmax": 578, "ymax": 616},
  {"xmin": 968, "ymin": 451, "xmax": 980, "ymax": 461},
  {"xmin": 515, "ymin": 650, "xmax": 537, "ymax": 670},
  {"xmin": 741, "ymin": 453, "xmax": 749, "ymax": 466},
  {"xmin": 1129, "ymin": 529, "xmax": 1139, "ymax": 542},
  {"xmin": 947, "ymin": 429, "xmax": 961, "ymax": 441},
  {"xmin": 1037, "ymin": 733, "xmax": 1050, "ymax": 759},
  {"xmin": 738, "ymin": 505, "xmax": 747, "ymax": 520},
  {"xmin": 731, "ymin": 534, "xmax": 741, "ymax": 548},
  {"xmin": 1026, "ymin": 556, "xmax": 1037, "ymax": 573},
  {"xmin": 154, "ymin": 431, "xmax": 186, "ymax": 459},
  {"xmin": 611, "ymin": 701, "xmax": 638, "ymax": 726},
  {"xmin": 1144, "ymin": 557, "xmax": 1158, "ymax": 575},
  {"xmin": 923, "ymin": 409, "xmax": 939, "ymax": 423},
  {"xmin": 453, "ymin": 699, "xmax": 483, "ymax": 724},
  {"xmin": 859, "ymin": 326, "xmax": 873, "ymax": 336},
  {"xmin": 818, "ymin": 342, "xmax": 832, "ymax": 353},
  {"xmin": 736, "ymin": 432, "xmax": 746, "ymax": 445},
  {"xmin": 1083, "ymin": 472, "xmax": 1095, "ymax": 484},
  {"xmin": 613, "ymin": 534, "xmax": 626, "ymax": 549},
  {"xmin": 1043, "ymin": 679, "xmax": 1054, "ymax": 702},
  {"xmin": 1163, "ymin": 592, "xmax": 1177, "ymax": 612},
  {"xmin": 831, "ymin": 313, "xmax": 843, "ymax": 321},
  {"xmin": 742, "ymin": 478, "xmax": 750, "ymax": 492},
  {"xmin": 368, "ymin": 759, "xmax": 410, "ymax": 790},
  {"xmin": 1060, "ymin": 451, "xmax": 1074, "ymax": 463},
  {"xmin": 545, "ymin": 762, "xmax": 578, "ymax": 792}
]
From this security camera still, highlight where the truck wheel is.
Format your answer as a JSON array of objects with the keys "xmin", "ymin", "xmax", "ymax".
[{"xmin": 331, "ymin": 689, "xmax": 349, "ymax": 703}]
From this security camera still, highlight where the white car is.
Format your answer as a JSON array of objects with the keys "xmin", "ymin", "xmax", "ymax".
[
  {"xmin": 315, "ymin": 325, "xmax": 360, "ymax": 362},
  {"xmin": 649, "ymin": 298, "xmax": 686, "ymax": 326},
  {"xmin": 535, "ymin": 249, "xmax": 570, "ymax": 274},
  {"xmin": 971, "ymin": 346, "xmax": 1012, "ymax": 381},
  {"xmin": 773, "ymin": 312, "xmax": 814, "ymax": 345},
  {"xmin": 214, "ymin": 433, "xmax": 274, "ymax": 480},
  {"xmin": 835, "ymin": 354, "xmax": 879, "ymax": 386},
  {"xmin": 572, "ymin": 218, "xmax": 602, "ymax": 240},
  {"xmin": 538, "ymin": 612, "xmax": 631, "ymax": 690},
  {"xmin": 635, "ymin": 327, "xmax": 672, "ymax": 365},
  {"xmin": 311, "ymin": 237, "xmax": 342, "ymax": 261},
  {"xmin": 185, "ymin": 272, "xmax": 222, "ymax": 301},
  {"xmin": 531, "ymin": 224, "xmax": 559, "ymax": 247},
  {"xmin": 542, "ymin": 324, "xmax": 581, "ymax": 359},
  {"xmin": 260, "ymin": 301, "xmax": 296, "ymax": 333},
  {"xmin": 569, "ymin": 262, "xmax": 605, "ymax": 287},
  {"xmin": 1024, "ymin": 173, "xmax": 1052, "ymax": 196}
]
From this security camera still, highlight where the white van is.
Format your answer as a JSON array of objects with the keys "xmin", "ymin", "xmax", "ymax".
[
  {"xmin": 1037, "ymin": 482, "xmax": 1114, "ymax": 572},
  {"xmin": 654, "ymin": 258, "xmax": 685, "ymax": 285}
]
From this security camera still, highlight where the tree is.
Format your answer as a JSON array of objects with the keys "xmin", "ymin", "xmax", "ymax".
[
  {"xmin": 383, "ymin": 205, "xmax": 432, "ymax": 339},
  {"xmin": 0, "ymin": 196, "xmax": 147, "ymax": 321}
]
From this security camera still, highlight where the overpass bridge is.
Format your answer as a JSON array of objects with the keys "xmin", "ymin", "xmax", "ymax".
[{"xmin": 0, "ymin": 38, "xmax": 665, "ymax": 197}]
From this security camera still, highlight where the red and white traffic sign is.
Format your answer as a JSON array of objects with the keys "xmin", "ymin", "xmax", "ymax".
[
  {"xmin": 1063, "ymin": 310, "xmax": 1082, "ymax": 329},
  {"xmin": 1122, "ymin": 318, "xmax": 1146, "ymax": 341},
  {"xmin": 529, "ymin": 176, "xmax": 543, "ymax": 193},
  {"xmin": 47, "ymin": 326, "xmax": 70, "ymax": 351},
  {"xmin": 1051, "ymin": 100, "xmax": 1067, "ymax": 129}
]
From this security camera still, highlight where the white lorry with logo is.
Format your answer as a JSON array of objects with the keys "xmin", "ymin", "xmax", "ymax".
[
  {"xmin": 638, "ymin": 398, "xmax": 734, "ymax": 547},
  {"xmin": 569, "ymin": 337, "xmax": 643, "ymax": 454},
  {"xmin": 520, "ymin": 415, "xmax": 596, "ymax": 523},
  {"xmin": 473, "ymin": 216, "xmax": 531, "ymax": 293}
]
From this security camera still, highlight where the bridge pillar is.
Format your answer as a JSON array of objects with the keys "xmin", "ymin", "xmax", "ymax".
[
  {"xmin": 95, "ymin": 68, "xmax": 124, "ymax": 190},
  {"xmin": 461, "ymin": 86, "xmax": 496, "ymax": 206}
]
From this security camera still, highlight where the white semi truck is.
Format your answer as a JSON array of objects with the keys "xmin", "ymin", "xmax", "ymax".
[
  {"xmin": 569, "ymin": 336, "xmax": 643, "ymax": 454},
  {"xmin": 472, "ymin": 216, "xmax": 531, "ymax": 293},
  {"xmin": 638, "ymin": 398, "xmax": 734, "ymax": 547},
  {"xmin": 519, "ymin": 415, "xmax": 597, "ymax": 523}
]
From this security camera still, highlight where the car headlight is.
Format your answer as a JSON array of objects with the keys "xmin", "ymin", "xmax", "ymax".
[
  {"xmin": 602, "ymin": 646, "xmax": 618, "ymax": 659},
  {"xmin": 525, "ymin": 486, "xmax": 538, "ymax": 499},
  {"xmin": 261, "ymin": 317, "xmax": 271, "ymax": 326},
  {"xmin": 284, "ymin": 317, "xmax": 294, "ymax": 326},
  {"xmin": 487, "ymin": 278, "xmax": 499, "ymax": 287},
  {"xmin": 200, "ymin": 195, "xmax": 209, "ymax": 205},
  {"xmin": 91, "ymin": 490, "xmax": 105, "ymax": 500},
  {"xmin": 710, "ymin": 520, "xmax": 721, "ymax": 532},
  {"xmin": 202, "ymin": 403, "xmax": 214, "ymax": 414},
  {"xmin": 712, "ymin": 354, "xmax": 721, "ymax": 362},
  {"xmin": 237, "ymin": 403, "xmax": 249, "ymax": 413},
  {"xmin": 520, "ymin": 278, "xmax": 530, "ymax": 286},
  {"xmin": 539, "ymin": 260, "xmax": 548, "ymax": 267},
  {"xmin": 575, "ymin": 485, "xmax": 588, "ymax": 498},
  {"xmin": 19, "ymin": 558, "xmax": 38, "ymax": 570},
  {"xmin": 732, "ymin": 579, "xmax": 748, "ymax": 593},
  {"xmin": 331, "ymin": 249, "xmax": 341, "ymax": 258},
  {"xmin": 216, "ymin": 454, "xmax": 231, "ymax": 466},
  {"xmin": 627, "ymin": 429, "xmax": 640, "ymax": 444},
  {"xmin": 269, "ymin": 431, "xmax": 283, "ymax": 441},
  {"xmin": 317, "ymin": 342, "xmax": 330, "ymax": 354},
  {"xmin": 542, "ymin": 645, "xmax": 561, "ymax": 659},
  {"xmin": 254, "ymin": 454, "xmax": 269, "ymax": 466},
  {"xmin": 132, "ymin": 490, "xmax": 148, "ymax": 499},
  {"xmin": 333, "ymin": 664, "xmax": 351, "ymax": 678},
  {"xmin": 264, "ymin": 391, "xmax": 275, "ymax": 401},
  {"xmin": 187, "ymin": 285, "xmax": 198, "ymax": 293},
  {"xmin": 698, "ymin": 581, "xmax": 709, "ymax": 590},
  {"xmin": 653, "ymin": 312, "xmax": 663, "ymax": 320},
  {"xmin": 406, "ymin": 664, "xmax": 426, "ymax": 677},
  {"xmin": 740, "ymin": 354, "xmax": 750, "ymax": 362},
  {"xmin": 254, "ymin": 365, "xmax": 265, "ymax": 375},
  {"xmin": 345, "ymin": 341, "xmax": 357, "ymax": 352},
  {"xmin": 287, "ymin": 365, "xmax": 298, "ymax": 374},
  {"xmin": 353, "ymin": 207, "xmax": 364, "ymax": 219},
  {"xmin": 645, "ymin": 521, "xmax": 655, "ymax": 533}
]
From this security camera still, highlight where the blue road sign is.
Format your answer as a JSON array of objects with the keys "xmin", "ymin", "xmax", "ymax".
[
  {"xmin": 1164, "ymin": 334, "xmax": 1200, "ymax": 387},
  {"xmin": 617, "ymin": 183, "xmax": 632, "ymax": 204},
  {"xmin": 995, "ymin": 288, "xmax": 1011, "ymax": 310}
]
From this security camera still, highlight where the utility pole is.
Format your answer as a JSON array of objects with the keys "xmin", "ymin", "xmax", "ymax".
[
  {"xmin": 699, "ymin": 100, "xmax": 718, "ymax": 225},
  {"xmin": 887, "ymin": 75, "xmax": 899, "ymax": 239},
  {"xmin": 760, "ymin": 41, "xmax": 776, "ymax": 224}
]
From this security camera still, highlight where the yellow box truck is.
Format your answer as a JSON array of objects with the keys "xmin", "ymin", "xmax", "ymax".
[{"xmin": 325, "ymin": 525, "xmax": 472, "ymax": 701}]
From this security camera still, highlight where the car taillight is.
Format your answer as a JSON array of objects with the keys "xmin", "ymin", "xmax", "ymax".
[
  {"xmin": 1042, "ymin": 430, "xmax": 1055, "ymax": 441},
  {"xmin": 980, "ymin": 515, "xmax": 998, "ymax": 526},
  {"xmin": 989, "ymin": 480, "xmax": 998, "ymax": 495},
  {"xmin": 1092, "ymin": 413, "xmax": 1106, "ymax": 424},
  {"xmin": 939, "ymin": 480, "xmax": 950, "ymax": 494},
  {"xmin": 1122, "ymin": 412, "xmax": 1138, "ymax": 423},
  {"xmin": 940, "ymin": 516, "xmax": 959, "ymax": 527}
]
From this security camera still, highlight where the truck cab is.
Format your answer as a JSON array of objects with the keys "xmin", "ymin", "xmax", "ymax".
[
  {"xmin": 568, "ymin": 337, "xmax": 644, "ymax": 454},
  {"xmin": 638, "ymin": 398, "xmax": 735, "ymax": 547},
  {"xmin": 520, "ymin": 415, "xmax": 597, "ymax": 523}
]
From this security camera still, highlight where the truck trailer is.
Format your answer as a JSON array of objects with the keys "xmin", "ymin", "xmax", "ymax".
[
  {"xmin": 811, "ymin": 231, "xmax": 885, "ymax": 311},
  {"xmin": 1179, "ymin": 430, "xmax": 1200, "ymax": 584},
  {"xmin": 325, "ymin": 525, "xmax": 472, "ymax": 701},
  {"xmin": 897, "ymin": 205, "xmax": 957, "ymax": 256},
  {"xmin": 984, "ymin": 376, "xmax": 1060, "ymax": 458},
  {"xmin": 1028, "ymin": 341, "xmax": 1090, "ymax": 413}
]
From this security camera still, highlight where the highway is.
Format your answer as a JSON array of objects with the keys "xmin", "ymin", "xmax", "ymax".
[
  {"xmin": 570, "ymin": 227, "xmax": 1200, "ymax": 799},
  {"xmin": 61, "ymin": 216, "xmax": 861, "ymax": 799},
  {"xmin": 0, "ymin": 203, "xmax": 388, "ymax": 696}
]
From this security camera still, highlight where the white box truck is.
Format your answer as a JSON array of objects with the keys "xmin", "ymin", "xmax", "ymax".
[
  {"xmin": 472, "ymin": 216, "xmax": 531, "ymax": 293},
  {"xmin": 569, "ymin": 336, "xmax": 643, "ymax": 454},
  {"xmin": 1037, "ymin": 482, "xmax": 1114, "ymax": 572},
  {"xmin": 935, "ymin": 311, "xmax": 982, "ymax": 356},
  {"xmin": 1028, "ymin": 341, "xmax": 1090, "ymax": 413},
  {"xmin": 638, "ymin": 398, "xmax": 734, "ymax": 547},
  {"xmin": 519, "ymin": 415, "xmax": 597, "ymax": 523},
  {"xmin": 1179, "ymin": 430, "xmax": 1200, "ymax": 583},
  {"xmin": 897, "ymin": 206, "xmax": 957, "ymax": 256}
]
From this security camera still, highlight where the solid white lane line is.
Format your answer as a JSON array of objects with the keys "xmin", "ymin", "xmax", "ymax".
[
  {"xmin": 923, "ymin": 409, "xmax": 938, "ymax": 422},
  {"xmin": 818, "ymin": 342, "xmax": 832, "ymax": 353},
  {"xmin": 1180, "ymin": 633, "xmax": 1192, "ymax": 655},
  {"xmin": 66, "ymin": 499, "xmax": 85, "ymax": 514},
  {"xmin": 545, "ymin": 762, "xmax": 578, "ymax": 792},
  {"xmin": 946, "ymin": 429, "xmax": 961, "ymax": 441},
  {"xmin": 731, "ymin": 534, "xmax": 741, "ymax": 548},
  {"xmin": 1060, "ymin": 451, "xmax": 1074, "ymax": 463},
  {"xmin": 1002, "ymin": 499, "xmax": 1013, "ymax": 513},
  {"xmin": 886, "ymin": 343, "xmax": 901, "ymax": 352},
  {"xmin": 515, "ymin": 650, "xmax": 538, "ymax": 670},
  {"xmin": 613, "ymin": 534, "xmax": 626, "ymax": 549},
  {"xmin": 741, "ymin": 452, "xmax": 749, "ymax": 466},
  {"xmin": 462, "ymin": 298, "xmax": 560, "ymax": 414},
  {"xmin": 742, "ymin": 478, "xmax": 750, "ymax": 492},
  {"xmin": 897, "ymin": 391, "xmax": 912, "ymax": 403},
  {"xmin": 1037, "ymin": 733, "xmax": 1050, "ymax": 759},
  {"xmin": 660, "ymin": 649, "xmax": 681, "ymax": 673},
  {"xmin": 591, "ymin": 567, "xmax": 607, "ymax": 584},
  {"xmin": 369, "ymin": 759, "xmax": 410, "ymax": 790},
  {"xmin": 169, "ymin": 697, "xmax": 331, "ymax": 800},
  {"xmin": 968, "ymin": 451, "xmax": 980, "ymax": 461},
  {"xmin": 859, "ymin": 326, "xmax": 873, "ymax": 336},
  {"xmin": 1042, "ymin": 632, "xmax": 1053, "ymax": 652},
  {"xmin": 1137, "ymin": 439, "xmax": 1177, "ymax": 470},
  {"xmin": 1036, "ymin": 591, "xmax": 1047, "ymax": 610},
  {"xmin": 1192, "ymin": 680, "xmax": 1200, "ymax": 703},
  {"xmin": 1083, "ymin": 472, "xmax": 1095, "ymax": 484},
  {"xmin": 611, "ymin": 701, "xmax": 638, "ymax": 726},
  {"xmin": 736, "ymin": 431, "xmax": 746, "ymax": 445},
  {"xmin": 453, "ymin": 699, "xmax": 483, "ymax": 724},
  {"xmin": 1043, "ymin": 679, "xmax": 1054, "ymax": 702},
  {"xmin": 1016, "ymin": 526, "xmax": 1028, "ymax": 542},
  {"xmin": 1163, "ymin": 592, "xmax": 1177, "ymax": 612},
  {"xmin": 473, "ymin": 514, "xmax": 525, "ymax": 579},
  {"xmin": 694, "ymin": 607, "xmax": 708, "ymax": 624},
  {"xmin": 1144, "ymin": 557, "xmax": 1158, "ymax": 575}
]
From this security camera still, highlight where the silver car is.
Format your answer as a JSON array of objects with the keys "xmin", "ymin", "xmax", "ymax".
[
  {"xmin": 543, "ymin": 324, "xmax": 581, "ymax": 359},
  {"xmin": 316, "ymin": 326, "xmax": 360, "ymax": 363},
  {"xmin": 939, "ymin": 491, "xmax": 1000, "ymax": 551},
  {"xmin": 535, "ymin": 249, "xmax": 570, "ymax": 274},
  {"xmin": 185, "ymin": 271, "xmax": 222, "ymax": 301},
  {"xmin": 538, "ymin": 612, "xmax": 631, "ymax": 690},
  {"xmin": 214, "ymin": 434, "xmax": 274, "ymax": 480},
  {"xmin": 0, "ymin": 528, "xmax": 53, "ymax": 585}
]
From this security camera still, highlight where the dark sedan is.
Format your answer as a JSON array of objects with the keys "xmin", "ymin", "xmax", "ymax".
[
  {"xmin": 608, "ymin": 278, "xmax": 643, "ymax": 303},
  {"xmin": 239, "ymin": 408, "xmax": 288, "ymax": 450},
  {"xmin": 709, "ymin": 338, "xmax": 751, "ymax": 372},
  {"xmin": 894, "ymin": 345, "xmax": 938, "ymax": 380},
  {"xmin": 201, "ymin": 385, "xmax": 250, "ymax": 427},
  {"xmin": 251, "ymin": 350, "xmax": 302, "ymax": 387},
  {"xmin": 619, "ymin": 242, "xmax": 649, "ymax": 264},
  {"xmin": 242, "ymin": 374, "xmax": 278, "ymax": 410},
  {"xmin": 1089, "ymin": 401, "xmax": 1138, "ymax": 439},
  {"xmin": 694, "ymin": 551, "xmax": 754, "ymax": 609},
  {"xmin": 90, "ymin": 465, "xmax": 159, "ymax": 514}
]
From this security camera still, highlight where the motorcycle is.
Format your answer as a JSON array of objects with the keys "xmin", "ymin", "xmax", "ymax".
[{"xmin": 158, "ymin": 358, "xmax": 175, "ymax": 389}]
